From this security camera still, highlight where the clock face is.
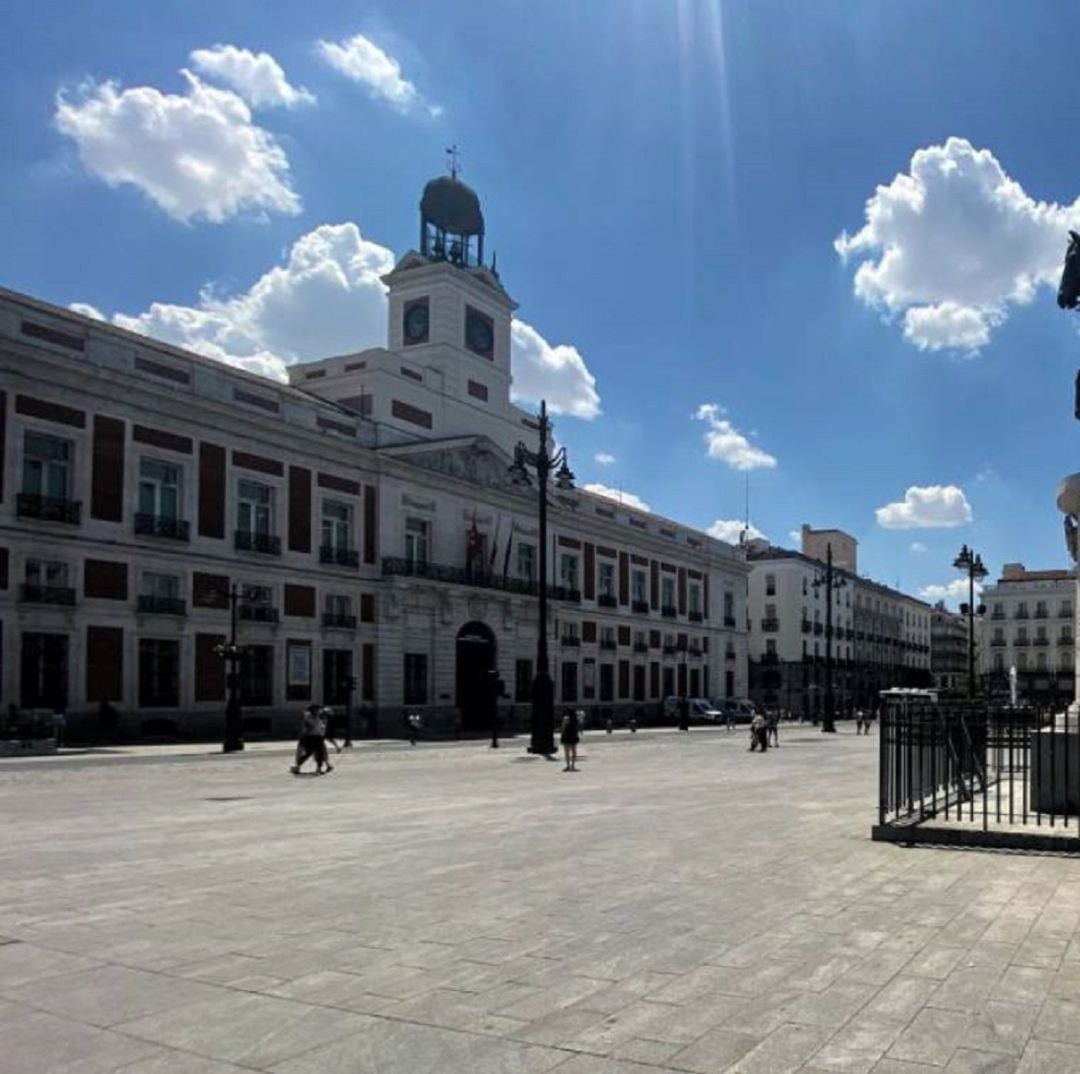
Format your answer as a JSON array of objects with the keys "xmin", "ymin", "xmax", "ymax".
[
  {"xmin": 465, "ymin": 307, "xmax": 494, "ymax": 357},
  {"xmin": 403, "ymin": 300, "xmax": 429, "ymax": 344}
]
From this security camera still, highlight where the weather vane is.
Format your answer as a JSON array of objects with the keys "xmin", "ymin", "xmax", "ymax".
[{"xmin": 446, "ymin": 144, "xmax": 461, "ymax": 181}]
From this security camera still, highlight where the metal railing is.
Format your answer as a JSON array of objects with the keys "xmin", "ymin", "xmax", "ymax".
[
  {"xmin": 136, "ymin": 595, "xmax": 186, "ymax": 615},
  {"xmin": 322, "ymin": 612, "xmax": 357, "ymax": 629},
  {"xmin": 135, "ymin": 513, "xmax": 190, "ymax": 540},
  {"xmin": 632, "ymin": 600, "xmax": 650, "ymax": 614},
  {"xmin": 874, "ymin": 696, "xmax": 1080, "ymax": 852},
  {"xmin": 239, "ymin": 604, "xmax": 279, "ymax": 622},
  {"xmin": 18, "ymin": 584, "xmax": 75, "ymax": 605},
  {"xmin": 319, "ymin": 545, "xmax": 359, "ymax": 568},
  {"xmin": 381, "ymin": 556, "xmax": 580, "ymax": 602},
  {"xmin": 760, "ymin": 619, "xmax": 779, "ymax": 632},
  {"xmin": 597, "ymin": 593, "xmax": 618, "ymax": 608},
  {"xmin": 235, "ymin": 530, "xmax": 281, "ymax": 555},
  {"xmin": 16, "ymin": 493, "xmax": 81, "ymax": 525}
]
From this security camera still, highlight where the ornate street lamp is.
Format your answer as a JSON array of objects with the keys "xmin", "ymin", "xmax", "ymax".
[
  {"xmin": 509, "ymin": 399, "xmax": 574, "ymax": 755},
  {"xmin": 212, "ymin": 583, "xmax": 246, "ymax": 752},
  {"xmin": 953, "ymin": 544, "xmax": 988, "ymax": 700},
  {"xmin": 811, "ymin": 544, "xmax": 847, "ymax": 733}
]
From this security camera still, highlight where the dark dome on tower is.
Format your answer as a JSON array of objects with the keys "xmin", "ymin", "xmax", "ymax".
[{"xmin": 420, "ymin": 176, "xmax": 484, "ymax": 236}]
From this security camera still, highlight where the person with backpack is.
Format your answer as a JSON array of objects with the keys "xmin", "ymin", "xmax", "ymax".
[{"xmin": 560, "ymin": 707, "xmax": 580, "ymax": 772}]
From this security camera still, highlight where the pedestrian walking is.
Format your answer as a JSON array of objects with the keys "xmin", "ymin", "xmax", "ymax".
[
  {"xmin": 320, "ymin": 707, "xmax": 341, "ymax": 766},
  {"xmin": 748, "ymin": 712, "xmax": 768, "ymax": 752},
  {"xmin": 407, "ymin": 711, "xmax": 422, "ymax": 745},
  {"xmin": 560, "ymin": 707, "xmax": 580, "ymax": 771},
  {"xmin": 51, "ymin": 710, "xmax": 66, "ymax": 749},
  {"xmin": 766, "ymin": 709, "xmax": 779, "ymax": 748},
  {"xmin": 291, "ymin": 704, "xmax": 332, "ymax": 775}
]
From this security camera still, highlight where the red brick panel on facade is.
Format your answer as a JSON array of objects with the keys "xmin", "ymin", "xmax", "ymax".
[
  {"xmin": 582, "ymin": 621, "xmax": 597, "ymax": 644},
  {"xmin": 133, "ymin": 425, "xmax": 193, "ymax": 454},
  {"xmin": 360, "ymin": 594, "xmax": 375, "ymax": 623},
  {"xmin": 194, "ymin": 633, "xmax": 226, "ymax": 701},
  {"xmin": 288, "ymin": 466, "xmax": 312, "ymax": 553},
  {"xmin": 583, "ymin": 543, "xmax": 595, "ymax": 600},
  {"xmin": 232, "ymin": 450, "xmax": 284, "ymax": 477},
  {"xmin": 650, "ymin": 561, "xmax": 659, "ymax": 608},
  {"xmin": 617, "ymin": 625, "xmax": 631, "ymax": 646},
  {"xmin": 15, "ymin": 394, "xmax": 85, "ymax": 428},
  {"xmin": 0, "ymin": 548, "xmax": 7, "ymax": 589},
  {"xmin": 84, "ymin": 559, "xmax": 128, "ymax": 600},
  {"xmin": 198, "ymin": 442, "xmax": 226, "ymax": 539},
  {"xmin": 86, "ymin": 626, "xmax": 123, "ymax": 702},
  {"xmin": 391, "ymin": 399, "xmax": 433, "ymax": 429},
  {"xmin": 619, "ymin": 552, "xmax": 630, "ymax": 606},
  {"xmin": 284, "ymin": 583, "xmax": 316, "ymax": 617},
  {"xmin": 678, "ymin": 567, "xmax": 687, "ymax": 616},
  {"xmin": 363, "ymin": 485, "xmax": 377, "ymax": 564},
  {"xmin": 704, "ymin": 575, "xmax": 710, "ymax": 619},
  {"xmin": 192, "ymin": 572, "xmax": 229, "ymax": 608},
  {"xmin": 557, "ymin": 536, "xmax": 581, "ymax": 550},
  {"xmin": 317, "ymin": 472, "xmax": 361, "ymax": 496},
  {"xmin": 90, "ymin": 415, "xmax": 125, "ymax": 522}
]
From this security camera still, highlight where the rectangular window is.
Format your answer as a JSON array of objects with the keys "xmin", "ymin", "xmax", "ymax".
[
  {"xmin": 237, "ymin": 479, "xmax": 273, "ymax": 536},
  {"xmin": 515, "ymin": 658, "xmax": 533, "ymax": 702},
  {"xmin": 142, "ymin": 572, "xmax": 180, "ymax": 599},
  {"xmin": 516, "ymin": 543, "xmax": 535, "ymax": 582},
  {"xmin": 22, "ymin": 432, "xmax": 71, "ymax": 499},
  {"xmin": 689, "ymin": 583, "xmax": 701, "ymax": 614},
  {"xmin": 598, "ymin": 561, "xmax": 615, "ymax": 597},
  {"xmin": 138, "ymin": 458, "xmax": 181, "ymax": 519},
  {"xmin": 405, "ymin": 517, "xmax": 430, "ymax": 566},
  {"xmin": 560, "ymin": 553, "xmax": 579, "ymax": 591},
  {"xmin": 765, "ymin": 638, "xmax": 777, "ymax": 656},
  {"xmin": 599, "ymin": 663, "xmax": 614, "ymax": 702},
  {"xmin": 26, "ymin": 559, "xmax": 69, "ymax": 588},
  {"xmin": 404, "ymin": 653, "xmax": 428, "ymax": 705},
  {"xmin": 321, "ymin": 499, "xmax": 352, "ymax": 551},
  {"xmin": 241, "ymin": 645, "xmax": 274, "ymax": 705},
  {"xmin": 765, "ymin": 573, "xmax": 776, "ymax": 596},
  {"xmin": 20, "ymin": 632, "xmax": 69, "ymax": 711},
  {"xmin": 561, "ymin": 661, "xmax": 578, "ymax": 702},
  {"xmin": 138, "ymin": 639, "xmax": 180, "ymax": 707},
  {"xmin": 631, "ymin": 569, "xmax": 647, "ymax": 604},
  {"xmin": 662, "ymin": 576, "xmax": 675, "ymax": 609},
  {"xmin": 325, "ymin": 593, "xmax": 352, "ymax": 618},
  {"xmin": 723, "ymin": 591, "xmax": 734, "ymax": 622}
]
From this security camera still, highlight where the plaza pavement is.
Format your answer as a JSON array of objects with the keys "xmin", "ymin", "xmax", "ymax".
[{"xmin": 1, "ymin": 726, "xmax": 1080, "ymax": 1073}]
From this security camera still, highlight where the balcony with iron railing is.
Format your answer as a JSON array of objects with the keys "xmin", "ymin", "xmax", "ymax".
[
  {"xmin": 725, "ymin": 649, "xmax": 736, "ymax": 661},
  {"xmin": 1062, "ymin": 608, "xmax": 1075, "ymax": 619},
  {"xmin": 689, "ymin": 646, "xmax": 703, "ymax": 658},
  {"xmin": 661, "ymin": 605, "xmax": 678, "ymax": 619},
  {"xmin": 235, "ymin": 530, "xmax": 281, "ymax": 556},
  {"xmin": 134, "ymin": 513, "xmax": 190, "ymax": 541},
  {"xmin": 381, "ymin": 557, "xmax": 580, "ymax": 602},
  {"xmin": 599, "ymin": 638, "xmax": 617, "ymax": 651},
  {"xmin": 1034, "ymin": 637, "xmax": 1050, "ymax": 647},
  {"xmin": 991, "ymin": 612, "xmax": 1006, "ymax": 620},
  {"xmin": 19, "ymin": 584, "xmax": 75, "ymax": 605},
  {"xmin": 319, "ymin": 545, "xmax": 359, "ymax": 568},
  {"xmin": 633, "ymin": 642, "xmax": 649, "ymax": 653},
  {"xmin": 239, "ymin": 604, "xmax": 279, "ymax": 623},
  {"xmin": 561, "ymin": 635, "xmax": 582, "ymax": 647},
  {"xmin": 1035, "ymin": 609, "xmax": 1049, "ymax": 619},
  {"xmin": 662, "ymin": 644, "xmax": 676, "ymax": 655},
  {"xmin": 1061, "ymin": 635, "xmax": 1075, "ymax": 647},
  {"xmin": 761, "ymin": 618, "xmax": 780, "ymax": 632},
  {"xmin": 1015, "ymin": 610, "xmax": 1030, "ymax": 620},
  {"xmin": 632, "ymin": 599, "xmax": 650, "ymax": 614},
  {"xmin": 1014, "ymin": 637, "xmax": 1030, "ymax": 647},
  {"xmin": 688, "ymin": 610, "xmax": 703, "ymax": 623},
  {"xmin": 322, "ymin": 612, "xmax": 357, "ymax": 629},
  {"xmin": 801, "ymin": 620, "xmax": 811, "ymax": 634},
  {"xmin": 597, "ymin": 593, "xmax": 618, "ymax": 609},
  {"xmin": 136, "ymin": 595, "xmax": 186, "ymax": 616},
  {"xmin": 17, "ymin": 493, "xmax": 81, "ymax": 525},
  {"xmin": 814, "ymin": 623, "xmax": 824, "ymax": 636}
]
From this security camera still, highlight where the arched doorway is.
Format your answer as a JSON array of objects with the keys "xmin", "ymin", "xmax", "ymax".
[{"xmin": 456, "ymin": 622, "xmax": 496, "ymax": 733}]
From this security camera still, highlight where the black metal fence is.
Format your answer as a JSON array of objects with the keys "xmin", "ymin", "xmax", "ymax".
[{"xmin": 873, "ymin": 696, "xmax": 1080, "ymax": 852}]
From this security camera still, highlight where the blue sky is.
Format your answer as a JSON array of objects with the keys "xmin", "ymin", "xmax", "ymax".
[{"xmin": 3, "ymin": 1, "xmax": 1080, "ymax": 606}]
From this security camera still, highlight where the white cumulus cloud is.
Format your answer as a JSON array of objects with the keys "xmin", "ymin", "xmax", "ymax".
[
  {"xmin": 695, "ymin": 403, "xmax": 776, "ymax": 470},
  {"xmin": 316, "ymin": 33, "xmax": 439, "ymax": 116},
  {"xmin": 836, "ymin": 136, "xmax": 1079, "ymax": 352},
  {"xmin": 910, "ymin": 541, "xmax": 928, "ymax": 554},
  {"xmin": 190, "ymin": 44, "xmax": 314, "ymax": 108},
  {"xmin": 876, "ymin": 485, "xmax": 973, "ymax": 529},
  {"xmin": 79, "ymin": 221, "xmax": 600, "ymax": 408},
  {"xmin": 709, "ymin": 519, "xmax": 767, "ymax": 545},
  {"xmin": 55, "ymin": 71, "xmax": 300, "ymax": 223},
  {"xmin": 583, "ymin": 483, "xmax": 651, "ymax": 513},
  {"xmin": 920, "ymin": 578, "xmax": 984, "ymax": 606},
  {"xmin": 594, "ymin": 452, "xmax": 616, "ymax": 465},
  {"xmin": 511, "ymin": 320, "xmax": 601, "ymax": 420}
]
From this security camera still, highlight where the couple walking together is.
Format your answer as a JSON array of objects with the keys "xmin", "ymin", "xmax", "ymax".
[{"xmin": 291, "ymin": 704, "xmax": 339, "ymax": 775}]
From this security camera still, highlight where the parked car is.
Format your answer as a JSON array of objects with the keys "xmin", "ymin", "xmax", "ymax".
[
  {"xmin": 662, "ymin": 697, "xmax": 724, "ymax": 723},
  {"xmin": 714, "ymin": 698, "xmax": 757, "ymax": 724}
]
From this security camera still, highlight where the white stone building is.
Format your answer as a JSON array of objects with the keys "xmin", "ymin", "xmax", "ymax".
[
  {"xmin": 747, "ymin": 526, "xmax": 932, "ymax": 716},
  {"xmin": 0, "ymin": 173, "xmax": 749, "ymax": 739},
  {"xmin": 979, "ymin": 563, "xmax": 1075, "ymax": 705}
]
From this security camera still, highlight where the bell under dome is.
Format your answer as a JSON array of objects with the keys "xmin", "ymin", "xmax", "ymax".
[{"xmin": 420, "ymin": 176, "xmax": 484, "ymax": 236}]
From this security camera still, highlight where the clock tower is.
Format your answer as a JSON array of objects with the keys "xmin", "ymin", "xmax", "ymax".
[{"xmin": 382, "ymin": 167, "xmax": 517, "ymax": 407}]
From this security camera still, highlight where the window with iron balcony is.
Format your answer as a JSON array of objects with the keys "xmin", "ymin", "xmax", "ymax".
[{"xmin": 19, "ymin": 432, "xmax": 80, "ymax": 524}]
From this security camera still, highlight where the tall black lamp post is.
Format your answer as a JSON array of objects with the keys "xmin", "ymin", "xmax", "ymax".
[
  {"xmin": 213, "ymin": 583, "xmax": 246, "ymax": 753},
  {"xmin": 953, "ymin": 544, "xmax": 988, "ymax": 699},
  {"xmin": 812, "ymin": 544, "xmax": 847, "ymax": 733},
  {"xmin": 509, "ymin": 399, "xmax": 575, "ymax": 755}
]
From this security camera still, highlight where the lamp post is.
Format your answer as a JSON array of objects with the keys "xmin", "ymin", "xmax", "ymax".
[
  {"xmin": 509, "ymin": 399, "xmax": 575, "ymax": 755},
  {"xmin": 212, "ymin": 583, "xmax": 246, "ymax": 753},
  {"xmin": 812, "ymin": 544, "xmax": 847, "ymax": 733},
  {"xmin": 953, "ymin": 544, "xmax": 988, "ymax": 699}
]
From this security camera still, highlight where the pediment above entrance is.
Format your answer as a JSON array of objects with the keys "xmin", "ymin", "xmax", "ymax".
[{"xmin": 382, "ymin": 435, "xmax": 517, "ymax": 490}]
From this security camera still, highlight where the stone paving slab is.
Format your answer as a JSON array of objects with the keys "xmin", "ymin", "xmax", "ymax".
[{"xmin": 3, "ymin": 728, "xmax": 1080, "ymax": 1071}]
